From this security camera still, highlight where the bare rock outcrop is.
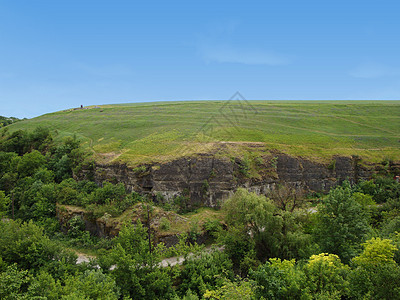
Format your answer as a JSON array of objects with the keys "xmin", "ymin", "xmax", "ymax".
[{"xmin": 83, "ymin": 151, "xmax": 382, "ymax": 209}]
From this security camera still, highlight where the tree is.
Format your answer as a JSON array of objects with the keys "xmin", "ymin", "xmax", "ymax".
[
  {"xmin": 250, "ymin": 258, "xmax": 303, "ymax": 299},
  {"xmin": 203, "ymin": 278, "xmax": 254, "ymax": 300},
  {"xmin": 62, "ymin": 270, "xmax": 119, "ymax": 300},
  {"xmin": 222, "ymin": 188, "xmax": 279, "ymax": 268},
  {"xmin": 302, "ymin": 253, "xmax": 350, "ymax": 299},
  {"xmin": 218, "ymin": 225, "xmax": 257, "ymax": 276},
  {"xmin": 91, "ymin": 182, "xmax": 126, "ymax": 205},
  {"xmin": 0, "ymin": 127, "xmax": 52, "ymax": 156},
  {"xmin": 27, "ymin": 271, "xmax": 60, "ymax": 300},
  {"xmin": 222, "ymin": 188, "xmax": 314, "ymax": 264},
  {"xmin": 223, "ymin": 188, "xmax": 277, "ymax": 232},
  {"xmin": 353, "ymin": 237, "xmax": 397, "ymax": 266},
  {"xmin": 49, "ymin": 135, "xmax": 86, "ymax": 182},
  {"xmin": 28, "ymin": 126, "xmax": 52, "ymax": 153},
  {"xmin": 105, "ymin": 221, "xmax": 173, "ymax": 299},
  {"xmin": 0, "ymin": 264, "xmax": 31, "ymax": 300},
  {"xmin": 0, "ymin": 191, "xmax": 10, "ymax": 217},
  {"xmin": 12, "ymin": 179, "xmax": 58, "ymax": 221},
  {"xmin": 0, "ymin": 151, "xmax": 18, "ymax": 177},
  {"xmin": 352, "ymin": 192, "xmax": 376, "ymax": 208},
  {"xmin": 373, "ymin": 176, "xmax": 400, "ymax": 204},
  {"xmin": 0, "ymin": 130, "xmax": 29, "ymax": 155},
  {"xmin": 16, "ymin": 150, "xmax": 46, "ymax": 178},
  {"xmin": 314, "ymin": 182, "xmax": 371, "ymax": 262},
  {"xmin": 349, "ymin": 237, "xmax": 400, "ymax": 299},
  {"xmin": 178, "ymin": 250, "xmax": 234, "ymax": 298},
  {"xmin": 0, "ymin": 220, "xmax": 76, "ymax": 271},
  {"xmin": 267, "ymin": 183, "xmax": 306, "ymax": 212}
]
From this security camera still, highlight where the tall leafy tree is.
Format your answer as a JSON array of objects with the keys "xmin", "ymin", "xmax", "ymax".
[
  {"xmin": 314, "ymin": 182, "xmax": 371, "ymax": 262},
  {"xmin": 104, "ymin": 221, "xmax": 173, "ymax": 299},
  {"xmin": 178, "ymin": 250, "xmax": 234, "ymax": 298},
  {"xmin": 0, "ymin": 220, "xmax": 76, "ymax": 271},
  {"xmin": 250, "ymin": 258, "xmax": 303, "ymax": 299},
  {"xmin": 203, "ymin": 278, "xmax": 254, "ymax": 300},
  {"xmin": 302, "ymin": 253, "xmax": 350, "ymax": 299},
  {"xmin": 61, "ymin": 270, "xmax": 120, "ymax": 300},
  {"xmin": 222, "ymin": 188, "xmax": 314, "ymax": 265},
  {"xmin": 349, "ymin": 237, "xmax": 400, "ymax": 299},
  {"xmin": 16, "ymin": 150, "xmax": 46, "ymax": 178}
]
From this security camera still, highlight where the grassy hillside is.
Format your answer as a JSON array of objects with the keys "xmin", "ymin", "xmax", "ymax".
[{"xmin": 5, "ymin": 100, "xmax": 400, "ymax": 165}]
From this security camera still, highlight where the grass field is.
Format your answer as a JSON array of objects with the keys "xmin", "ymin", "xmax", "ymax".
[{"xmin": 5, "ymin": 100, "xmax": 400, "ymax": 165}]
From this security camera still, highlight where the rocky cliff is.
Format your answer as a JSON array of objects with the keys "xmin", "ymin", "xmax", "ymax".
[
  {"xmin": 66, "ymin": 149, "xmax": 400, "ymax": 241},
  {"xmin": 56, "ymin": 204, "xmax": 214, "ymax": 246},
  {"xmin": 83, "ymin": 150, "xmax": 386, "ymax": 209}
]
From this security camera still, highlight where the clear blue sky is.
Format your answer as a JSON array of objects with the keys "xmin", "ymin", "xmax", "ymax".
[{"xmin": 1, "ymin": 0, "xmax": 400, "ymax": 118}]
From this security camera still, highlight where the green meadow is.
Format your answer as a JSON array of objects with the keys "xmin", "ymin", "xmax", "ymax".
[{"xmin": 6, "ymin": 100, "xmax": 400, "ymax": 165}]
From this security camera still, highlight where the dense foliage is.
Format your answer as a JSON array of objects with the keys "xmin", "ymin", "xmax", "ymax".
[
  {"xmin": 0, "ymin": 116, "xmax": 22, "ymax": 128},
  {"xmin": 0, "ymin": 127, "xmax": 400, "ymax": 299},
  {"xmin": 0, "ymin": 127, "xmax": 142, "ymax": 224}
]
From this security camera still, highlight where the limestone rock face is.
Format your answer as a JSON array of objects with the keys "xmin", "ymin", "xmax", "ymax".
[
  {"xmin": 63, "ymin": 152, "xmax": 399, "ymax": 241},
  {"xmin": 56, "ymin": 204, "xmax": 210, "ymax": 246},
  {"xmin": 87, "ymin": 152, "xmax": 377, "ymax": 208},
  {"xmin": 56, "ymin": 206, "xmax": 119, "ymax": 238}
]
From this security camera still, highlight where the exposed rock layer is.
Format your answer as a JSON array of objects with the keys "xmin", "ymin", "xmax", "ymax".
[
  {"xmin": 87, "ymin": 152, "xmax": 389, "ymax": 208},
  {"xmin": 64, "ymin": 151, "xmax": 399, "ymax": 240}
]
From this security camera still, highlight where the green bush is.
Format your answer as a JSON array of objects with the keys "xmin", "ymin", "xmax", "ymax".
[
  {"xmin": 174, "ymin": 195, "xmax": 191, "ymax": 213},
  {"xmin": 178, "ymin": 250, "xmax": 234, "ymax": 298},
  {"xmin": 159, "ymin": 217, "xmax": 171, "ymax": 231},
  {"xmin": 0, "ymin": 220, "xmax": 76, "ymax": 271},
  {"xmin": 250, "ymin": 258, "xmax": 303, "ymax": 299},
  {"xmin": 0, "ymin": 191, "xmax": 10, "ymax": 217},
  {"xmin": 188, "ymin": 221, "xmax": 200, "ymax": 243},
  {"xmin": 91, "ymin": 182, "xmax": 126, "ymax": 205},
  {"xmin": 203, "ymin": 219, "xmax": 222, "ymax": 238},
  {"xmin": 68, "ymin": 216, "xmax": 86, "ymax": 238},
  {"xmin": 314, "ymin": 181, "xmax": 371, "ymax": 263}
]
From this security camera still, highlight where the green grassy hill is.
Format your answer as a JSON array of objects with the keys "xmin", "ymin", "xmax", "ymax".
[{"xmin": 5, "ymin": 100, "xmax": 400, "ymax": 165}]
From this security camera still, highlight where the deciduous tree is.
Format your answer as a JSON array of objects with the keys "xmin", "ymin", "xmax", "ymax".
[{"xmin": 314, "ymin": 182, "xmax": 371, "ymax": 262}]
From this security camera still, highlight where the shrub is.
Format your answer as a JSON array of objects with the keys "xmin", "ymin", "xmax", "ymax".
[
  {"xmin": 159, "ymin": 217, "xmax": 171, "ymax": 231},
  {"xmin": 67, "ymin": 215, "xmax": 86, "ymax": 238},
  {"xmin": 203, "ymin": 219, "xmax": 222, "ymax": 238},
  {"xmin": 178, "ymin": 250, "xmax": 234, "ymax": 297}
]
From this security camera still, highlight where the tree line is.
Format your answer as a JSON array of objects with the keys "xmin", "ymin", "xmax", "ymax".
[{"xmin": 0, "ymin": 116, "xmax": 23, "ymax": 128}]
